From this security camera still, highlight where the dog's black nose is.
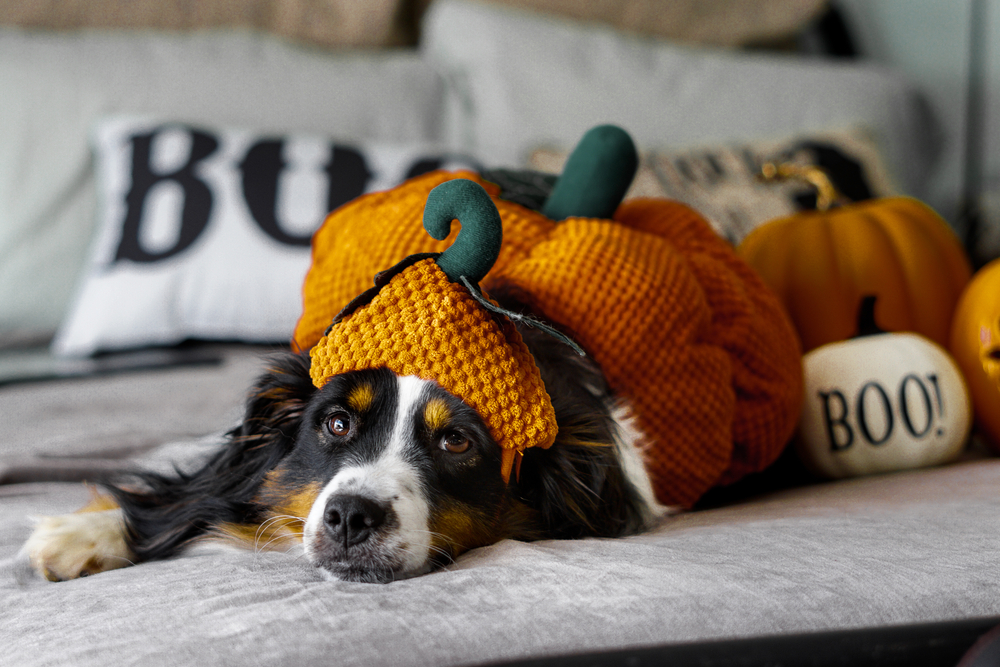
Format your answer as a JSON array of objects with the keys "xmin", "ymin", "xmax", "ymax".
[{"xmin": 324, "ymin": 494, "xmax": 387, "ymax": 547}]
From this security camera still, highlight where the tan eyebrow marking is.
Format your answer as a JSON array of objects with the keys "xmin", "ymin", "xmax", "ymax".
[
  {"xmin": 347, "ymin": 384, "xmax": 375, "ymax": 412},
  {"xmin": 424, "ymin": 398, "xmax": 451, "ymax": 431}
]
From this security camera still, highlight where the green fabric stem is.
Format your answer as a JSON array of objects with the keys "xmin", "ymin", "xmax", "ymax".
[
  {"xmin": 541, "ymin": 125, "xmax": 638, "ymax": 221},
  {"xmin": 424, "ymin": 179, "xmax": 503, "ymax": 286}
]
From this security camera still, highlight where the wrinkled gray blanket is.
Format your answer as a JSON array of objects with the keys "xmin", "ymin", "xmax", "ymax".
[{"xmin": 2, "ymin": 347, "xmax": 999, "ymax": 666}]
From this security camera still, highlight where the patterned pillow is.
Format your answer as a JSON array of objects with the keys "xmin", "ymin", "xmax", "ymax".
[{"xmin": 530, "ymin": 127, "xmax": 897, "ymax": 244}]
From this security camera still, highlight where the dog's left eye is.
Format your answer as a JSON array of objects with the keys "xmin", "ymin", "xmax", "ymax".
[
  {"xmin": 439, "ymin": 431, "xmax": 470, "ymax": 454},
  {"xmin": 327, "ymin": 412, "xmax": 352, "ymax": 437}
]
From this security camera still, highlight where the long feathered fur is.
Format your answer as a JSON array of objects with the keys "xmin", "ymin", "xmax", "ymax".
[
  {"xmin": 105, "ymin": 298, "xmax": 650, "ymax": 565},
  {"xmin": 105, "ymin": 353, "xmax": 316, "ymax": 561},
  {"xmin": 512, "ymin": 325, "xmax": 648, "ymax": 540}
]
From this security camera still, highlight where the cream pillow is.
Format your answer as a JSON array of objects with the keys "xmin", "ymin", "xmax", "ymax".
[{"xmin": 0, "ymin": 30, "xmax": 443, "ymax": 346}]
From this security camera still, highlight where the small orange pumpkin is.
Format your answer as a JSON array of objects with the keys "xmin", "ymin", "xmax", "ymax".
[
  {"xmin": 736, "ymin": 168, "xmax": 971, "ymax": 353},
  {"xmin": 949, "ymin": 257, "xmax": 1000, "ymax": 451}
]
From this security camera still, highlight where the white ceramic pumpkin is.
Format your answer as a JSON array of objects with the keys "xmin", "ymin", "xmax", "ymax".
[{"xmin": 797, "ymin": 321, "xmax": 972, "ymax": 479}]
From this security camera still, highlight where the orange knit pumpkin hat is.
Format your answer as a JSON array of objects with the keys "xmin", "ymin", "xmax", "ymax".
[{"xmin": 309, "ymin": 179, "xmax": 563, "ymax": 482}]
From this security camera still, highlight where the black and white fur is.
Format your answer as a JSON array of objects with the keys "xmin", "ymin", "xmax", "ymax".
[{"xmin": 24, "ymin": 295, "xmax": 666, "ymax": 584}]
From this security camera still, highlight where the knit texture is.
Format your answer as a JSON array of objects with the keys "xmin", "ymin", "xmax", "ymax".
[
  {"xmin": 294, "ymin": 171, "xmax": 556, "ymax": 352},
  {"xmin": 295, "ymin": 171, "xmax": 802, "ymax": 508},
  {"xmin": 310, "ymin": 257, "xmax": 558, "ymax": 482}
]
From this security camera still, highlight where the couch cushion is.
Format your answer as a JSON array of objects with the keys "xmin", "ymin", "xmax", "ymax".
[
  {"xmin": 2, "ymin": 457, "xmax": 999, "ymax": 666},
  {"xmin": 0, "ymin": 0, "xmax": 415, "ymax": 50},
  {"xmin": 478, "ymin": 0, "xmax": 827, "ymax": 46},
  {"xmin": 2, "ymin": 348, "xmax": 998, "ymax": 664},
  {"xmin": 422, "ymin": 0, "xmax": 939, "ymax": 204}
]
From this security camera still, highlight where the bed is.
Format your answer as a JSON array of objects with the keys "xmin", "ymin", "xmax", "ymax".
[
  {"xmin": 2, "ymin": 344, "xmax": 999, "ymax": 665},
  {"xmin": 2, "ymin": 1, "xmax": 998, "ymax": 665}
]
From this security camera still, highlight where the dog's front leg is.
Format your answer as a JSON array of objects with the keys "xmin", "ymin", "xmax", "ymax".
[{"xmin": 22, "ymin": 493, "xmax": 134, "ymax": 581}]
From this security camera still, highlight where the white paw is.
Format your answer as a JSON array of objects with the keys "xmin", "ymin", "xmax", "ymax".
[{"xmin": 23, "ymin": 509, "xmax": 134, "ymax": 581}]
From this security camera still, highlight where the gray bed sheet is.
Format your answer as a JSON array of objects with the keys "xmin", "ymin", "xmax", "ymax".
[{"xmin": 2, "ymin": 346, "xmax": 999, "ymax": 666}]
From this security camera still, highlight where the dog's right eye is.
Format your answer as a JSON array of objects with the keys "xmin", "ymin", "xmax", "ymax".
[
  {"xmin": 327, "ymin": 412, "xmax": 352, "ymax": 437},
  {"xmin": 439, "ymin": 430, "xmax": 471, "ymax": 454}
]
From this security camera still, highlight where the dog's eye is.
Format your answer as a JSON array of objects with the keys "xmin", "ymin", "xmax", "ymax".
[
  {"xmin": 439, "ymin": 431, "xmax": 470, "ymax": 454},
  {"xmin": 328, "ymin": 412, "xmax": 352, "ymax": 437}
]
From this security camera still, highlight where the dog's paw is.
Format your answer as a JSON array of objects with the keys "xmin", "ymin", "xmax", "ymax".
[{"xmin": 23, "ymin": 509, "xmax": 134, "ymax": 581}]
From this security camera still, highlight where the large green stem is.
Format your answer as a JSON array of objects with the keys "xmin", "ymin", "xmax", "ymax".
[
  {"xmin": 541, "ymin": 125, "xmax": 638, "ymax": 221},
  {"xmin": 423, "ymin": 179, "xmax": 503, "ymax": 285}
]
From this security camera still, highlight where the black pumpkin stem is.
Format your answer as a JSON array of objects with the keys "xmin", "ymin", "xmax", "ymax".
[
  {"xmin": 855, "ymin": 295, "xmax": 886, "ymax": 338},
  {"xmin": 459, "ymin": 276, "xmax": 587, "ymax": 357}
]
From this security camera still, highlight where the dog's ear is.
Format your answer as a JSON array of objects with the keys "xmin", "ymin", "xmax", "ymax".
[
  {"xmin": 515, "ymin": 429, "xmax": 648, "ymax": 540},
  {"xmin": 235, "ymin": 351, "xmax": 315, "ymax": 453},
  {"xmin": 494, "ymin": 320, "xmax": 650, "ymax": 540},
  {"xmin": 106, "ymin": 351, "xmax": 316, "ymax": 562}
]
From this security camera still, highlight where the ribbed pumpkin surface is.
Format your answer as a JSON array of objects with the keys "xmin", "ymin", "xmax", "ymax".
[
  {"xmin": 737, "ymin": 197, "xmax": 971, "ymax": 353},
  {"xmin": 949, "ymin": 258, "xmax": 1000, "ymax": 452}
]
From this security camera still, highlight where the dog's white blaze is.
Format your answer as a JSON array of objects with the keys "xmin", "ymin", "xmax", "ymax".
[
  {"xmin": 611, "ymin": 402, "xmax": 675, "ymax": 523},
  {"xmin": 303, "ymin": 375, "xmax": 433, "ymax": 579}
]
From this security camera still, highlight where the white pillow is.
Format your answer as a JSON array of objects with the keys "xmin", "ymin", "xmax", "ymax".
[
  {"xmin": 0, "ymin": 29, "xmax": 443, "ymax": 347},
  {"xmin": 422, "ymin": 0, "xmax": 939, "ymax": 202},
  {"xmin": 51, "ymin": 117, "xmax": 479, "ymax": 357}
]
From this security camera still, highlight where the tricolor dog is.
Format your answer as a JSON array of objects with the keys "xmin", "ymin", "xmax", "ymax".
[{"xmin": 23, "ymin": 127, "xmax": 801, "ymax": 584}]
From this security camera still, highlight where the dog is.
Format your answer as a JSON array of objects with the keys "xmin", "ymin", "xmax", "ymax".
[
  {"xmin": 23, "ymin": 299, "xmax": 664, "ymax": 584},
  {"xmin": 22, "ymin": 128, "xmax": 801, "ymax": 584}
]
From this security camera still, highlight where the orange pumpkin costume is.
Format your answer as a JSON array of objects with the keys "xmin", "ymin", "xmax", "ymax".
[
  {"xmin": 310, "ymin": 254, "xmax": 559, "ymax": 483},
  {"xmin": 295, "ymin": 170, "xmax": 802, "ymax": 508}
]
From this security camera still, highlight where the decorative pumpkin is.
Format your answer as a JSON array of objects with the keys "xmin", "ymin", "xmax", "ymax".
[
  {"xmin": 797, "ymin": 297, "xmax": 972, "ymax": 479},
  {"xmin": 293, "ymin": 126, "xmax": 803, "ymax": 508},
  {"xmin": 949, "ymin": 257, "xmax": 1000, "ymax": 451},
  {"xmin": 737, "ymin": 166, "xmax": 972, "ymax": 353}
]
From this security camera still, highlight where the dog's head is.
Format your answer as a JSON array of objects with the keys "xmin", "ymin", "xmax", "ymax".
[
  {"xmin": 106, "ymin": 326, "xmax": 651, "ymax": 583},
  {"xmin": 258, "ymin": 367, "xmax": 526, "ymax": 583},
  {"xmin": 199, "ymin": 317, "xmax": 657, "ymax": 583}
]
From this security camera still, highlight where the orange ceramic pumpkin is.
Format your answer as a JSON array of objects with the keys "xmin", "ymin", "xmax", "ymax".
[
  {"xmin": 737, "ymin": 196, "xmax": 972, "ymax": 353},
  {"xmin": 949, "ymin": 258, "xmax": 1000, "ymax": 451}
]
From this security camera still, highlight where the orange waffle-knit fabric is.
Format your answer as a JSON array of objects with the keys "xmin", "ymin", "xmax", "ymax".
[
  {"xmin": 294, "ymin": 171, "xmax": 802, "ymax": 508},
  {"xmin": 309, "ymin": 258, "xmax": 558, "ymax": 482},
  {"xmin": 294, "ymin": 171, "xmax": 555, "ymax": 351}
]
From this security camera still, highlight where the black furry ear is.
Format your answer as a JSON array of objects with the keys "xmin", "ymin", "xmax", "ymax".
[
  {"xmin": 234, "ymin": 351, "xmax": 315, "ymax": 447},
  {"xmin": 106, "ymin": 351, "xmax": 316, "ymax": 562},
  {"xmin": 505, "ymin": 324, "xmax": 649, "ymax": 540},
  {"xmin": 514, "ymin": 423, "xmax": 648, "ymax": 540}
]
